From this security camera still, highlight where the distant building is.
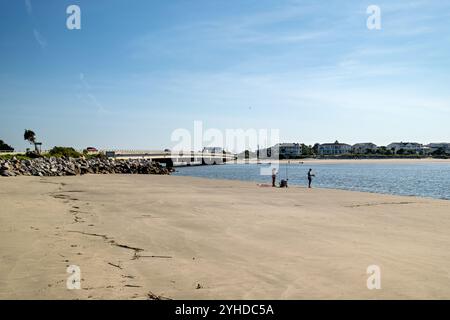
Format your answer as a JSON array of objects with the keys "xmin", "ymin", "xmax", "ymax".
[
  {"xmin": 257, "ymin": 143, "xmax": 302, "ymax": 159},
  {"xmin": 387, "ymin": 142, "xmax": 424, "ymax": 154},
  {"xmin": 202, "ymin": 147, "xmax": 224, "ymax": 154},
  {"xmin": 276, "ymin": 143, "xmax": 302, "ymax": 159},
  {"xmin": 85, "ymin": 147, "xmax": 98, "ymax": 154},
  {"xmin": 426, "ymin": 143, "xmax": 450, "ymax": 154},
  {"xmin": 237, "ymin": 149, "xmax": 257, "ymax": 159},
  {"xmin": 319, "ymin": 141, "xmax": 352, "ymax": 155},
  {"xmin": 352, "ymin": 143, "xmax": 378, "ymax": 154}
]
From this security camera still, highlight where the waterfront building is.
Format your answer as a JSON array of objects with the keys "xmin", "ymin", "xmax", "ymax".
[
  {"xmin": 318, "ymin": 141, "xmax": 352, "ymax": 155},
  {"xmin": 387, "ymin": 142, "xmax": 425, "ymax": 154},
  {"xmin": 352, "ymin": 143, "xmax": 378, "ymax": 154},
  {"xmin": 276, "ymin": 143, "xmax": 302, "ymax": 159}
]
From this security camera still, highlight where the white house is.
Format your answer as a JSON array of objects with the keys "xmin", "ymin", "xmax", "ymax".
[
  {"xmin": 387, "ymin": 142, "xmax": 424, "ymax": 154},
  {"xmin": 352, "ymin": 143, "xmax": 378, "ymax": 154},
  {"xmin": 318, "ymin": 141, "xmax": 352, "ymax": 155}
]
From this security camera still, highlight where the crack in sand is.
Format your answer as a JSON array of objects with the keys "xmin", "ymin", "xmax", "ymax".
[
  {"xmin": 132, "ymin": 254, "xmax": 173, "ymax": 260},
  {"xmin": 67, "ymin": 230, "xmax": 108, "ymax": 240},
  {"xmin": 346, "ymin": 201, "xmax": 416, "ymax": 208},
  {"xmin": 108, "ymin": 262, "xmax": 123, "ymax": 269},
  {"xmin": 147, "ymin": 291, "xmax": 172, "ymax": 300},
  {"xmin": 67, "ymin": 230, "xmax": 144, "ymax": 256},
  {"xmin": 51, "ymin": 193, "xmax": 79, "ymax": 201}
]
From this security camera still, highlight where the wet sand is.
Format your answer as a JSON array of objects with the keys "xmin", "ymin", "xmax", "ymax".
[{"xmin": 1, "ymin": 175, "xmax": 450, "ymax": 299}]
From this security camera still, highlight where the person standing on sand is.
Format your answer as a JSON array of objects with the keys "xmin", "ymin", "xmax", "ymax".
[
  {"xmin": 272, "ymin": 168, "xmax": 277, "ymax": 187},
  {"xmin": 308, "ymin": 168, "xmax": 315, "ymax": 188}
]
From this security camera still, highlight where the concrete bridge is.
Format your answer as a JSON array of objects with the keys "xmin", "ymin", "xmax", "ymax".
[{"xmin": 105, "ymin": 150, "xmax": 237, "ymax": 168}]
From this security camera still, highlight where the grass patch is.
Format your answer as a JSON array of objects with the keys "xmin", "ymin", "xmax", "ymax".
[{"xmin": 0, "ymin": 154, "xmax": 32, "ymax": 160}]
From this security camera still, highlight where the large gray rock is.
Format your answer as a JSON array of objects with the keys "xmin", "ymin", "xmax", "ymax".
[{"xmin": 1, "ymin": 170, "xmax": 10, "ymax": 177}]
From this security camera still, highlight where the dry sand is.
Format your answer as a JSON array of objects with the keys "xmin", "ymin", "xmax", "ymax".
[{"xmin": 1, "ymin": 175, "xmax": 450, "ymax": 300}]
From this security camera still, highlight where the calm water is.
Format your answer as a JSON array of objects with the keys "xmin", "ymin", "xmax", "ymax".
[{"xmin": 174, "ymin": 162, "xmax": 450, "ymax": 200}]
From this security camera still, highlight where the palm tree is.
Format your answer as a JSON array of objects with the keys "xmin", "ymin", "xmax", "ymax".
[{"xmin": 24, "ymin": 129, "xmax": 39, "ymax": 153}]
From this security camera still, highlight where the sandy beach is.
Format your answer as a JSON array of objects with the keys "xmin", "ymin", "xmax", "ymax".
[{"xmin": 1, "ymin": 175, "xmax": 450, "ymax": 300}]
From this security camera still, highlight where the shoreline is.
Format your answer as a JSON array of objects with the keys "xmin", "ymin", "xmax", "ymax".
[
  {"xmin": 174, "ymin": 161, "xmax": 450, "ymax": 201},
  {"xmin": 233, "ymin": 158, "xmax": 450, "ymax": 165},
  {"xmin": 179, "ymin": 174, "xmax": 450, "ymax": 202},
  {"xmin": 1, "ymin": 174, "xmax": 450, "ymax": 299}
]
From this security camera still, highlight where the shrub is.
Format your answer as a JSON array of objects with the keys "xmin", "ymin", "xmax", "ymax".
[{"xmin": 47, "ymin": 147, "xmax": 82, "ymax": 158}]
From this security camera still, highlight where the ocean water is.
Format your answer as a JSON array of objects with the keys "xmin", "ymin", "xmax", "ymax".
[{"xmin": 173, "ymin": 162, "xmax": 450, "ymax": 200}]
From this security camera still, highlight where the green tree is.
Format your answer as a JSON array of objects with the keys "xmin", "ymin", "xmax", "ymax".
[
  {"xmin": 312, "ymin": 143, "xmax": 320, "ymax": 155},
  {"xmin": 0, "ymin": 140, "xmax": 14, "ymax": 151},
  {"xmin": 432, "ymin": 147, "xmax": 446, "ymax": 156},
  {"xmin": 379, "ymin": 146, "xmax": 393, "ymax": 155},
  {"xmin": 301, "ymin": 144, "xmax": 313, "ymax": 156},
  {"xmin": 0, "ymin": 139, "xmax": 14, "ymax": 152}
]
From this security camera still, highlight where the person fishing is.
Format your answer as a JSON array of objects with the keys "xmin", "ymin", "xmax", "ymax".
[
  {"xmin": 307, "ymin": 168, "xmax": 315, "ymax": 188},
  {"xmin": 272, "ymin": 167, "xmax": 277, "ymax": 187}
]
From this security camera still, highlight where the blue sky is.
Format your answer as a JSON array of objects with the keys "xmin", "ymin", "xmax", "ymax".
[{"xmin": 1, "ymin": 0, "xmax": 450, "ymax": 151}]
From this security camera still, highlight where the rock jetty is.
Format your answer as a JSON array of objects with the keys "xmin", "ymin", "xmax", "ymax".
[{"xmin": 0, "ymin": 157, "xmax": 173, "ymax": 177}]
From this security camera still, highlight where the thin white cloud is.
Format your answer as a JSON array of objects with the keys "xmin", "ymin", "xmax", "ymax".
[
  {"xmin": 78, "ymin": 73, "xmax": 107, "ymax": 113},
  {"xmin": 206, "ymin": 1, "xmax": 318, "ymax": 30},
  {"xmin": 25, "ymin": 0, "xmax": 32, "ymax": 16},
  {"xmin": 225, "ymin": 30, "xmax": 329, "ymax": 45},
  {"xmin": 33, "ymin": 29, "xmax": 47, "ymax": 49}
]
